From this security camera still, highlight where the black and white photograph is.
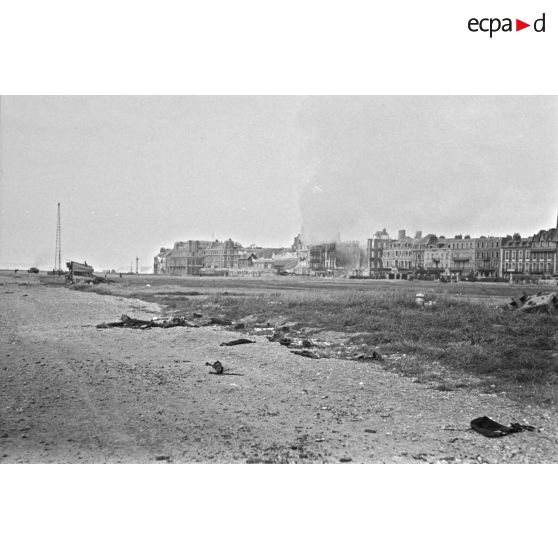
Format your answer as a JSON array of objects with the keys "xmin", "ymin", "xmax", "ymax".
[
  {"xmin": 1, "ymin": 95, "xmax": 557, "ymax": 464},
  {"xmin": 1, "ymin": 2, "xmax": 557, "ymax": 557}
]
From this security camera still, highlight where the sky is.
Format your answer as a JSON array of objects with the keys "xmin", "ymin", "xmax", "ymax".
[{"xmin": 0, "ymin": 96, "xmax": 557, "ymax": 271}]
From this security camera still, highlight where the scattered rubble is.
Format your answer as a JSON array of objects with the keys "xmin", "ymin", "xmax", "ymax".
[{"xmin": 96, "ymin": 314, "xmax": 198, "ymax": 329}]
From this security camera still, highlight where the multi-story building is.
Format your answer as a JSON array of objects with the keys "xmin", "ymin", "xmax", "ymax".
[
  {"xmin": 309, "ymin": 243, "xmax": 336, "ymax": 271},
  {"xmin": 499, "ymin": 235, "xmax": 533, "ymax": 279},
  {"xmin": 165, "ymin": 240, "xmax": 212, "ymax": 276},
  {"xmin": 381, "ymin": 230, "xmax": 416, "ymax": 277},
  {"xmin": 367, "ymin": 229, "xmax": 390, "ymax": 276},
  {"xmin": 424, "ymin": 237, "xmax": 451, "ymax": 276},
  {"xmin": 530, "ymin": 228, "xmax": 558, "ymax": 277},
  {"xmin": 445, "ymin": 235, "xmax": 476, "ymax": 277},
  {"xmin": 411, "ymin": 232, "xmax": 437, "ymax": 270},
  {"xmin": 203, "ymin": 239, "xmax": 240, "ymax": 269},
  {"xmin": 473, "ymin": 237, "xmax": 502, "ymax": 278}
]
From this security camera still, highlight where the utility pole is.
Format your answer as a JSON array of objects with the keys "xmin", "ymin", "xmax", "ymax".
[
  {"xmin": 0, "ymin": 95, "xmax": 3, "ymax": 182},
  {"xmin": 135, "ymin": 257, "xmax": 139, "ymax": 274},
  {"xmin": 55, "ymin": 202, "xmax": 62, "ymax": 273}
]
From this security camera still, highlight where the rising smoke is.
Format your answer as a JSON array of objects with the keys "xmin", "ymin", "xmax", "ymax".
[{"xmin": 297, "ymin": 96, "xmax": 558, "ymax": 244}]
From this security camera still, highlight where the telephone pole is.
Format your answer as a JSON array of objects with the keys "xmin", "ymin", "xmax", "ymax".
[
  {"xmin": 54, "ymin": 202, "xmax": 62, "ymax": 273},
  {"xmin": 135, "ymin": 257, "xmax": 139, "ymax": 274}
]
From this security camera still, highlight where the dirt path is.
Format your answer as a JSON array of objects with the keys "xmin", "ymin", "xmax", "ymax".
[{"xmin": 1, "ymin": 279, "xmax": 557, "ymax": 463}]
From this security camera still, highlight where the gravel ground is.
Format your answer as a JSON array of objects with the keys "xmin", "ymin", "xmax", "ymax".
[{"xmin": 1, "ymin": 277, "xmax": 557, "ymax": 463}]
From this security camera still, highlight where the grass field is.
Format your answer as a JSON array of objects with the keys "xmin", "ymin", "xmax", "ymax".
[{"xmin": 66, "ymin": 274, "xmax": 558, "ymax": 406}]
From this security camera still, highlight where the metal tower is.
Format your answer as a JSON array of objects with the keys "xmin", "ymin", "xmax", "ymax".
[{"xmin": 55, "ymin": 202, "xmax": 62, "ymax": 273}]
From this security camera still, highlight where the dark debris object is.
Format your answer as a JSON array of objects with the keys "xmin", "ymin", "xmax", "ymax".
[
  {"xmin": 206, "ymin": 361, "xmax": 224, "ymax": 374},
  {"xmin": 96, "ymin": 314, "xmax": 197, "ymax": 330},
  {"xmin": 351, "ymin": 351, "xmax": 383, "ymax": 361},
  {"xmin": 209, "ymin": 317, "xmax": 233, "ymax": 326},
  {"xmin": 507, "ymin": 291, "xmax": 558, "ymax": 314},
  {"xmin": 220, "ymin": 339, "xmax": 255, "ymax": 346},
  {"xmin": 470, "ymin": 416, "xmax": 536, "ymax": 438},
  {"xmin": 291, "ymin": 350, "xmax": 320, "ymax": 359}
]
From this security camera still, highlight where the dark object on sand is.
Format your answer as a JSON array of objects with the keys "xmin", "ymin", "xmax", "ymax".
[
  {"xmin": 209, "ymin": 317, "xmax": 233, "ymax": 326},
  {"xmin": 301, "ymin": 339, "xmax": 313, "ymax": 348},
  {"xmin": 291, "ymin": 350, "xmax": 320, "ymax": 359},
  {"xmin": 193, "ymin": 312, "xmax": 203, "ymax": 318},
  {"xmin": 206, "ymin": 361, "xmax": 224, "ymax": 374},
  {"xmin": 220, "ymin": 339, "xmax": 255, "ymax": 346},
  {"xmin": 470, "ymin": 416, "xmax": 535, "ymax": 438},
  {"xmin": 233, "ymin": 323, "xmax": 246, "ymax": 330},
  {"xmin": 267, "ymin": 331, "xmax": 284, "ymax": 342},
  {"xmin": 279, "ymin": 338, "xmax": 293, "ymax": 347},
  {"xmin": 351, "ymin": 351, "xmax": 383, "ymax": 361}
]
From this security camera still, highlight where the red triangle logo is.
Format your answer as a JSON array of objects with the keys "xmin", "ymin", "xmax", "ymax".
[{"xmin": 516, "ymin": 19, "xmax": 530, "ymax": 31}]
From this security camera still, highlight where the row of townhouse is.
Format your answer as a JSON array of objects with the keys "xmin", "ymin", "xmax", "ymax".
[
  {"xmin": 367, "ymin": 226, "xmax": 558, "ymax": 280},
  {"xmin": 500, "ymin": 228, "xmax": 558, "ymax": 277}
]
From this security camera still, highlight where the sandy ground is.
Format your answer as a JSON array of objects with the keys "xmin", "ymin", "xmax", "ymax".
[{"xmin": 1, "ymin": 276, "xmax": 557, "ymax": 463}]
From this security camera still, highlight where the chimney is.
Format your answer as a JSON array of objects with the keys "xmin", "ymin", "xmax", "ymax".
[
  {"xmin": 415, "ymin": 231, "xmax": 422, "ymax": 240},
  {"xmin": 398, "ymin": 229, "xmax": 406, "ymax": 240}
]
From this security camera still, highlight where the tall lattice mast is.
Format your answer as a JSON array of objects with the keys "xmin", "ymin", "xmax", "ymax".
[{"xmin": 55, "ymin": 202, "xmax": 62, "ymax": 272}]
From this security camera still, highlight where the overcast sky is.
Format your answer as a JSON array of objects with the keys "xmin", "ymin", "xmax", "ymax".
[{"xmin": 1, "ymin": 96, "xmax": 557, "ymax": 270}]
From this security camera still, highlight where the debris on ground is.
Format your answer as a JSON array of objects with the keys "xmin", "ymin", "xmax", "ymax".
[
  {"xmin": 507, "ymin": 291, "xmax": 558, "ymax": 314},
  {"xmin": 470, "ymin": 416, "xmax": 536, "ymax": 437},
  {"xmin": 208, "ymin": 317, "xmax": 233, "ymax": 326},
  {"xmin": 206, "ymin": 361, "xmax": 224, "ymax": 374},
  {"xmin": 219, "ymin": 339, "xmax": 256, "ymax": 346},
  {"xmin": 350, "ymin": 351, "xmax": 383, "ymax": 361},
  {"xmin": 96, "ymin": 314, "xmax": 198, "ymax": 329},
  {"xmin": 291, "ymin": 350, "xmax": 320, "ymax": 359}
]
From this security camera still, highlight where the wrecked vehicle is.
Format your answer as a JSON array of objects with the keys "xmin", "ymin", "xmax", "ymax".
[{"xmin": 507, "ymin": 291, "xmax": 558, "ymax": 314}]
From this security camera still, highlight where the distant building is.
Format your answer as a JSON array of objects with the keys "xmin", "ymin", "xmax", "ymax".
[
  {"xmin": 381, "ymin": 230, "xmax": 415, "ymax": 277},
  {"xmin": 309, "ymin": 243, "xmax": 336, "ymax": 272},
  {"xmin": 153, "ymin": 247, "xmax": 172, "ymax": 275},
  {"xmin": 473, "ymin": 237, "xmax": 502, "ymax": 278},
  {"xmin": 166, "ymin": 240, "xmax": 212, "ymax": 276},
  {"xmin": 203, "ymin": 239, "xmax": 240, "ymax": 270},
  {"xmin": 367, "ymin": 228, "xmax": 390, "ymax": 277},
  {"xmin": 499, "ymin": 235, "xmax": 533, "ymax": 279},
  {"xmin": 500, "ymin": 228, "xmax": 558, "ymax": 280},
  {"xmin": 411, "ymin": 233, "xmax": 437, "ymax": 271},
  {"xmin": 530, "ymin": 228, "xmax": 558, "ymax": 277},
  {"xmin": 424, "ymin": 237, "xmax": 451, "ymax": 277}
]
